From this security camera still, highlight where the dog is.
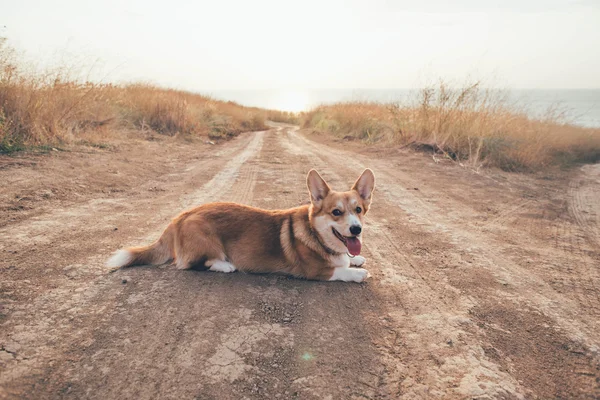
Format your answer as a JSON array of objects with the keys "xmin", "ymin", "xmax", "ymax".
[{"xmin": 107, "ymin": 169, "xmax": 375, "ymax": 282}]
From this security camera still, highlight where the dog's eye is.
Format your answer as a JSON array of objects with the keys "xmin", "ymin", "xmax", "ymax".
[
  {"xmin": 332, "ymin": 209, "xmax": 342, "ymax": 216},
  {"xmin": 356, "ymin": 207, "xmax": 362, "ymax": 214}
]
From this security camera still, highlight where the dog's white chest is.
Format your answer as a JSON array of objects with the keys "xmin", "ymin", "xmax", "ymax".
[{"xmin": 328, "ymin": 253, "xmax": 350, "ymax": 269}]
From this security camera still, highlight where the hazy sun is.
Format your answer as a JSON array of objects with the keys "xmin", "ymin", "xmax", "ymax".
[{"xmin": 271, "ymin": 90, "xmax": 311, "ymax": 112}]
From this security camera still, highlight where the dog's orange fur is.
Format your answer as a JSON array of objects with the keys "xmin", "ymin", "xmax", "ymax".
[{"xmin": 108, "ymin": 169, "xmax": 375, "ymax": 281}]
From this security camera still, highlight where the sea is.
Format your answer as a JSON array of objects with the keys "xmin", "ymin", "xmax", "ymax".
[{"xmin": 209, "ymin": 89, "xmax": 600, "ymax": 128}]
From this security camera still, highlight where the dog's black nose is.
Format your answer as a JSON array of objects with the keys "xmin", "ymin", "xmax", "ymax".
[{"xmin": 350, "ymin": 225, "xmax": 362, "ymax": 236}]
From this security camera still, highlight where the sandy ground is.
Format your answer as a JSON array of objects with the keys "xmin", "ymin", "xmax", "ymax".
[{"xmin": 1, "ymin": 124, "xmax": 599, "ymax": 399}]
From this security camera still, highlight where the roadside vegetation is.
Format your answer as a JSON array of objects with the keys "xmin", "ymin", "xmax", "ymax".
[
  {"xmin": 0, "ymin": 38, "xmax": 273, "ymax": 153},
  {"xmin": 302, "ymin": 82, "xmax": 600, "ymax": 171},
  {"xmin": 3, "ymin": 36, "xmax": 597, "ymax": 171},
  {"xmin": 264, "ymin": 110, "xmax": 300, "ymax": 124}
]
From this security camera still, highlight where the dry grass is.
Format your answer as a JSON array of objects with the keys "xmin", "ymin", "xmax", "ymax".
[
  {"xmin": 302, "ymin": 82, "xmax": 600, "ymax": 171},
  {"xmin": 264, "ymin": 110, "xmax": 300, "ymax": 124},
  {"xmin": 0, "ymin": 38, "xmax": 267, "ymax": 153},
  {"xmin": 118, "ymin": 85, "xmax": 267, "ymax": 139}
]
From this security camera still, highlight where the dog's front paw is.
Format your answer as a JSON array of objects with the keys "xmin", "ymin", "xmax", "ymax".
[
  {"xmin": 329, "ymin": 267, "xmax": 370, "ymax": 283},
  {"xmin": 351, "ymin": 268, "xmax": 370, "ymax": 282},
  {"xmin": 349, "ymin": 255, "xmax": 366, "ymax": 267}
]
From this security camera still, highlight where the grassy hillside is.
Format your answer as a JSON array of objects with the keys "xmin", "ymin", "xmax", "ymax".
[
  {"xmin": 0, "ymin": 38, "xmax": 293, "ymax": 153},
  {"xmin": 302, "ymin": 83, "xmax": 600, "ymax": 171}
]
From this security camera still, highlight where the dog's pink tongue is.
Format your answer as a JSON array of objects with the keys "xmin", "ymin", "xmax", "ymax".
[{"xmin": 346, "ymin": 237, "xmax": 361, "ymax": 256}]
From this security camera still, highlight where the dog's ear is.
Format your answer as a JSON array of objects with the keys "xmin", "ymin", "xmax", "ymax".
[
  {"xmin": 352, "ymin": 169, "xmax": 375, "ymax": 202},
  {"xmin": 307, "ymin": 169, "xmax": 331, "ymax": 205}
]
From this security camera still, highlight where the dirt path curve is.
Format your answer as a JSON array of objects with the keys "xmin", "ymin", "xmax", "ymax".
[{"xmin": 1, "ymin": 125, "xmax": 599, "ymax": 399}]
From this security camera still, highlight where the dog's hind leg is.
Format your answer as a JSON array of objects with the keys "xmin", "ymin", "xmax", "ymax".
[
  {"xmin": 175, "ymin": 240, "xmax": 226, "ymax": 270},
  {"xmin": 174, "ymin": 222, "xmax": 225, "ymax": 270}
]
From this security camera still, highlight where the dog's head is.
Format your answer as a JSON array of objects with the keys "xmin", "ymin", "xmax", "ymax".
[{"xmin": 307, "ymin": 169, "xmax": 375, "ymax": 256}]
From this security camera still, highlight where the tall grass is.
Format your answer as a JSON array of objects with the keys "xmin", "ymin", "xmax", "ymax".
[
  {"xmin": 0, "ymin": 38, "xmax": 267, "ymax": 152},
  {"xmin": 264, "ymin": 110, "xmax": 300, "ymax": 124},
  {"xmin": 302, "ymin": 82, "xmax": 600, "ymax": 171}
]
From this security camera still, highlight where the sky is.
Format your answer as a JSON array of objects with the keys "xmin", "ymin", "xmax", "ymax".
[{"xmin": 1, "ymin": 0, "xmax": 600, "ymax": 91}]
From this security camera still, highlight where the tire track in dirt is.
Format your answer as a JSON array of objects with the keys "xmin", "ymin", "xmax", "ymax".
[
  {"xmin": 0, "ymin": 131, "xmax": 267, "ymax": 398},
  {"xmin": 182, "ymin": 131, "xmax": 264, "ymax": 208},
  {"xmin": 547, "ymin": 203, "xmax": 600, "ymax": 321},
  {"xmin": 484, "ymin": 199, "xmax": 533, "ymax": 227},
  {"xmin": 568, "ymin": 163, "xmax": 600, "ymax": 248},
  {"xmin": 554, "ymin": 163, "xmax": 600, "ymax": 328}
]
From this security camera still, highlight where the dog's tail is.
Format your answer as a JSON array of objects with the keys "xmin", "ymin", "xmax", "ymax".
[{"xmin": 107, "ymin": 226, "xmax": 174, "ymax": 269}]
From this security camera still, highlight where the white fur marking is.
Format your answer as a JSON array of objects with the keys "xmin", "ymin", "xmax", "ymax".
[
  {"xmin": 349, "ymin": 255, "xmax": 366, "ymax": 267},
  {"xmin": 329, "ymin": 253, "xmax": 351, "ymax": 268},
  {"xmin": 209, "ymin": 260, "xmax": 237, "ymax": 273},
  {"xmin": 106, "ymin": 249, "xmax": 132, "ymax": 268},
  {"xmin": 329, "ymin": 267, "xmax": 369, "ymax": 282},
  {"xmin": 348, "ymin": 214, "xmax": 361, "ymax": 228}
]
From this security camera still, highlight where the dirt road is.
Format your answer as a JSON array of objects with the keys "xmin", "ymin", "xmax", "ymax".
[{"xmin": 1, "ymin": 125, "xmax": 599, "ymax": 399}]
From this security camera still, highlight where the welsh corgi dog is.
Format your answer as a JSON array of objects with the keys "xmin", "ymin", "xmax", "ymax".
[{"xmin": 107, "ymin": 169, "xmax": 375, "ymax": 282}]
